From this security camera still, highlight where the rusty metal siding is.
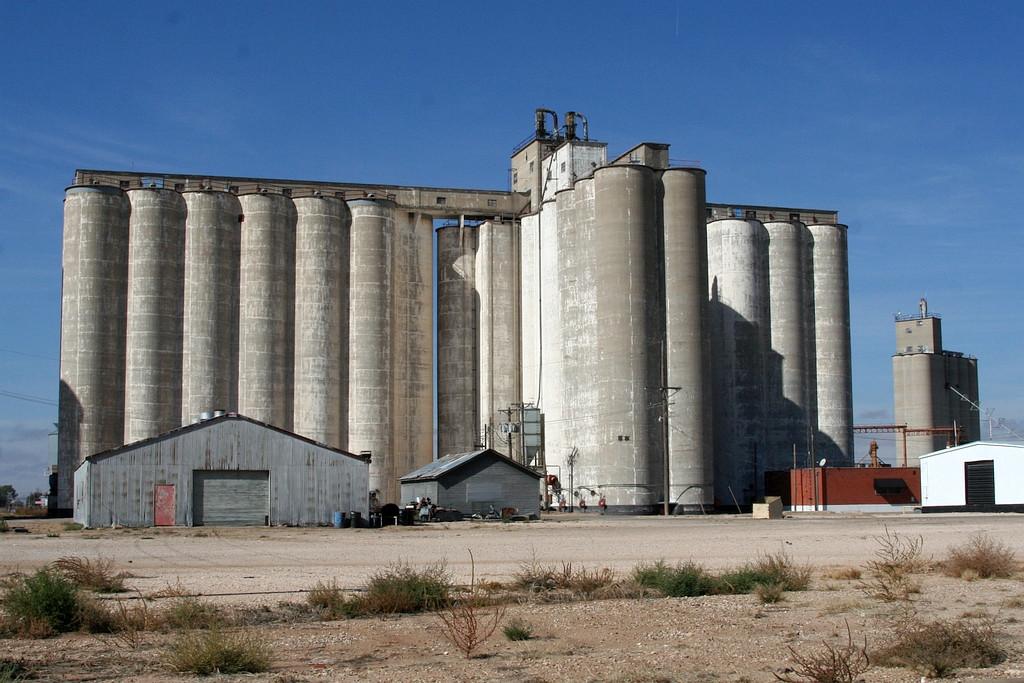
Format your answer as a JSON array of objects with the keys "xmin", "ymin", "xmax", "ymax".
[
  {"xmin": 432, "ymin": 454, "xmax": 540, "ymax": 516},
  {"xmin": 75, "ymin": 417, "xmax": 369, "ymax": 527}
]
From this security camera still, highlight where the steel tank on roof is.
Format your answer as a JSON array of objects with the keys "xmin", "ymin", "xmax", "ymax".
[
  {"xmin": 764, "ymin": 220, "xmax": 813, "ymax": 472},
  {"xmin": 707, "ymin": 217, "xmax": 769, "ymax": 506},
  {"xmin": 58, "ymin": 185, "xmax": 131, "ymax": 510},
  {"xmin": 181, "ymin": 190, "xmax": 242, "ymax": 424},
  {"xmin": 347, "ymin": 198, "xmax": 394, "ymax": 499},
  {"xmin": 124, "ymin": 188, "xmax": 186, "ymax": 444},
  {"xmin": 238, "ymin": 193, "xmax": 297, "ymax": 430},
  {"xmin": 436, "ymin": 221, "xmax": 478, "ymax": 456},
  {"xmin": 477, "ymin": 218, "xmax": 522, "ymax": 459},
  {"xmin": 661, "ymin": 168, "xmax": 712, "ymax": 513},
  {"xmin": 292, "ymin": 195, "xmax": 350, "ymax": 449},
  {"xmin": 591, "ymin": 164, "xmax": 662, "ymax": 512},
  {"xmin": 808, "ymin": 223, "xmax": 853, "ymax": 465}
]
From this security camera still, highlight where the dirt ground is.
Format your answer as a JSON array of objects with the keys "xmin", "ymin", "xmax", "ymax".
[{"xmin": 2, "ymin": 511, "xmax": 1024, "ymax": 682}]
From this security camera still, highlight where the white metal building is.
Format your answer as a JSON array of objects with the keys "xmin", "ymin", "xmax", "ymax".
[
  {"xmin": 74, "ymin": 413, "xmax": 369, "ymax": 527},
  {"xmin": 920, "ymin": 442, "xmax": 1024, "ymax": 512}
]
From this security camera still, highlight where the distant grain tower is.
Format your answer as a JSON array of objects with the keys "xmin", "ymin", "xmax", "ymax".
[{"xmin": 893, "ymin": 299, "xmax": 980, "ymax": 465}]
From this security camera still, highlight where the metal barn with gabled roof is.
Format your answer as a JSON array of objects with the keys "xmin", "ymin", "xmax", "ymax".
[
  {"xmin": 399, "ymin": 448, "xmax": 543, "ymax": 518},
  {"xmin": 74, "ymin": 413, "xmax": 369, "ymax": 527},
  {"xmin": 920, "ymin": 442, "xmax": 1024, "ymax": 513}
]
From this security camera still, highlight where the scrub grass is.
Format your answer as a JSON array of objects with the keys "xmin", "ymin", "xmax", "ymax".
[
  {"xmin": 939, "ymin": 532, "xmax": 1018, "ymax": 579},
  {"xmin": 164, "ymin": 627, "xmax": 272, "ymax": 675},
  {"xmin": 2, "ymin": 569, "xmax": 81, "ymax": 636}
]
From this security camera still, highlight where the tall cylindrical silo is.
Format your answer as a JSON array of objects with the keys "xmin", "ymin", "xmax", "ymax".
[
  {"xmin": 436, "ymin": 222, "xmax": 478, "ymax": 456},
  {"xmin": 764, "ymin": 220, "xmax": 813, "ymax": 472},
  {"xmin": 390, "ymin": 211, "xmax": 435, "ymax": 480},
  {"xmin": 893, "ymin": 352, "xmax": 945, "ymax": 464},
  {"xmin": 591, "ymin": 165, "xmax": 661, "ymax": 512},
  {"xmin": 477, "ymin": 219, "xmax": 521, "ymax": 460},
  {"xmin": 181, "ymin": 190, "xmax": 242, "ymax": 423},
  {"xmin": 58, "ymin": 185, "xmax": 130, "ymax": 510},
  {"xmin": 808, "ymin": 223, "xmax": 854, "ymax": 465},
  {"xmin": 238, "ymin": 193, "xmax": 297, "ymax": 429},
  {"xmin": 348, "ymin": 198, "xmax": 394, "ymax": 501},
  {"xmin": 661, "ymin": 168, "xmax": 712, "ymax": 513},
  {"xmin": 707, "ymin": 218, "xmax": 769, "ymax": 506},
  {"xmin": 292, "ymin": 195, "xmax": 350, "ymax": 449},
  {"xmin": 124, "ymin": 188, "xmax": 186, "ymax": 444},
  {"xmin": 553, "ymin": 188, "xmax": 579, "ymax": 471}
]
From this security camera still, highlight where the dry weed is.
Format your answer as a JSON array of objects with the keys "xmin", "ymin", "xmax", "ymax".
[
  {"xmin": 860, "ymin": 526, "xmax": 925, "ymax": 602},
  {"xmin": 775, "ymin": 621, "xmax": 869, "ymax": 683},
  {"xmin": 940, "ymin": 532, "xmax": 1018, "ymax": 579}
]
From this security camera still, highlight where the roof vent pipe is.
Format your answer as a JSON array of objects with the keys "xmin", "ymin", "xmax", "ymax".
[
  {"xmin": 535, "ymin": 108, "xmax": 557, "ymax": 138},
  {"xmin": 565, "ymin": 111, "xmax": 588, "ymax": 141}
]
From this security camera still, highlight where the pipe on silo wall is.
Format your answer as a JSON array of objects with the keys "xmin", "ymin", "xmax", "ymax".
[
  {"xmin": 477, "ymin": 218, "xmax": 522, "ymax": 460},
  {"xmin": 808, "ymin": 223, "xmax": 854, "ymax": 465},
  {"xmin": 238, "ymin": 193, "xmax": 297, "ymax": 430},
  {"xmin": 436, "ymin": 222, "xmax": 478, "ymax": 457},
  {"xmin": 292, "ymin": 195, "xmax": 350, "ymax": 449},
  {"xmin": 707, "ymin": 218, "xmax": 769, "ymax": 507},
  {"xmin": 58, "ymin": 185, "xmax": 130, "ymax": 510},
  {"xmin": 348, "ymin": 199, "xmax": 394, "ymax": 501},
  {"xmin": 181, "ymin": 191, "xmax": 242, "ymax": 424},
  {"xmin": 591, "ymin": 165, "xmax": 661, "ymax": 512},
  {"xmin": 764, "ymin": 220, "xmax": 813, "ymax": 472},
  {"xmin": 661, "ymin": 168, "xmax": 712, "ymax": 513},
  {"xmin": 390, "ymin": 212, "xmax": 435, "ymax": 480},
  {"xmin": 124, "ymin": 188, "xmax": 186, "ymax": 444}
]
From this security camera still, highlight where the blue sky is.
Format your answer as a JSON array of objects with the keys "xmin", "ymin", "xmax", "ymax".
[{"xmin": 2, "ymin": 1, "xmax": 1022, "ymax": 498}]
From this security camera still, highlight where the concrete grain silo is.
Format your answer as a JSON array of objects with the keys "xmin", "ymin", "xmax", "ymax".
[
  {"xmin": 476, "ymin": 219, "xmax": 521, "ymax": 456},
  {"xmin": 661, "ymin": 168, "xmax": 712, "ymax": 512},
  {"xmin": 347, "ymin": 198, "xmax": 394, "ymax": 498},
  {"xmin": 808, "ymin": 223, "xmax": 854, "ymax": 465},
  {"xmin": 565, "ymin": 176, "xmax": 599, "ymax": 478},
  {"xmin": 59, "ymin": 114, "xmax": 857, "ymax": 517},
  {"xmin": 554, "ymin": 187, "xmax": 582, "ymax": 469},
  {"xmin": 590, "ymin": 165, "xmax": 662, "ymax": 512},
  {"xmin": 389, "ymin": 211, "xmax": 435, "ymax": 484},
  {"xmin": 124, "ymin": 188, "xmax": 186, "ymax": 444},
  {"xmin": 892, "ymin": 304, "xmax": 980, "ymax": 465},
  {"xmin": 181, "ymin": 190, "xmax": 243, "ymax": 423},
  {"xmin": 292, "ymin": 195, "xmax": 350, "ymax": 449},
  {"xmin": 707, "ymin": 217, "xmax": 769, "ymax": 505},
  {"xmin": 436, "ymin": 222, "xmax": 478, "ymax": 456},
  {"xmin": 238, "ymin": 193, "xmax": 297, "ymax": 430},
  {"xmin": 58, "ymin": 185, "xmax": 131, "ymax": 509},
  {"xmin": 764, "ymin": 220, "xmax": 813, "ymax": 471}
]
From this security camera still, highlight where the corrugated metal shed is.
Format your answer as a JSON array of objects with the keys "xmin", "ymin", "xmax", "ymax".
[
  {"xmin": 74, "ymin": 414, "xmax": 369, "ymax": 527},
  {"xmin": 399, "ymin": 449, "xmax": 543, "ymax": 517}
]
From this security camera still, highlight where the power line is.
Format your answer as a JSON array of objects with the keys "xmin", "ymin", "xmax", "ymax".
[{"xmin": 0, "ymin": 389, "xmax": 58, "ymax": 406}]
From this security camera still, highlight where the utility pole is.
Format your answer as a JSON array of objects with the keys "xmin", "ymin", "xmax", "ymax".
[{"xmin": 658, "ymin": 385, "xmax": 680, "ymax": 516}]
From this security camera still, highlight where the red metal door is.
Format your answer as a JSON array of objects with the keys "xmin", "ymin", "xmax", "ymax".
[{"xmin": 154, "ymin": 485, "xmax": 175, "ymax": 526}]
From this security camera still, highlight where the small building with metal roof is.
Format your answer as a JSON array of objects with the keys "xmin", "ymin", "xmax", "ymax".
[
  {"xmin": 398, "ymin": 449, "xmax": 543, "ymax": 518},
  {"xmin": 74, "ymin": 413, "xmax": 369, "ymax": 528},
  {"xmin": 920, "ymin": 442, "xmax": 1024, "ymax": 512}
]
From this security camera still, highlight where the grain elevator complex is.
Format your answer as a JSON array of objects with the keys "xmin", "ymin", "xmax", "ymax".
[{"xmin": 58, "ymin": 110, "xmax": 855, "ymax": 518}]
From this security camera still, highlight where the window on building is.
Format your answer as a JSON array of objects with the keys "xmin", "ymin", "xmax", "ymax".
[{"xmin": 436, "ymin": 196, "xmax": 446, "ymax": 205}]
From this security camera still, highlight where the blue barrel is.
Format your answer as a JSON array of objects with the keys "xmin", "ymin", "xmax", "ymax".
[{"xmin": 333, "ymin": 511, "xmax": 344, "ymax": 528}]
